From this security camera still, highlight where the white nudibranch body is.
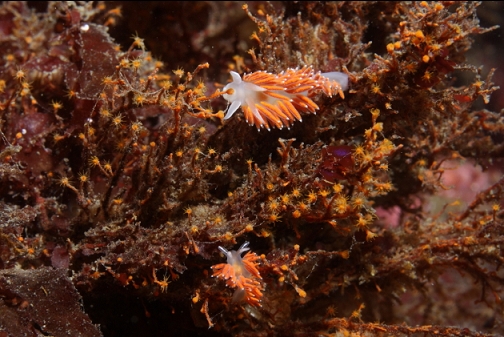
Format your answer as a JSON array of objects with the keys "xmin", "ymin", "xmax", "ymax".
[{"xmin": 222, "ymin": 66, "xmax": 349, "ymax": 130}]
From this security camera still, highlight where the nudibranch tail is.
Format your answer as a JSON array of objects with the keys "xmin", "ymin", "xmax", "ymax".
[{"xmin": 222, "ymin": 66, "xmax": 349, "ymax": 130}]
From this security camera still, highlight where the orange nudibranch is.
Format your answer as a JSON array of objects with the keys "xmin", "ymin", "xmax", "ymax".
[
  {"xmin": 211, "ymin": 242, "xmax": 263, "ymax": 307},
  {"xmin": 222, "ymin": 66, "xmax": 349, "ymax": 130}
]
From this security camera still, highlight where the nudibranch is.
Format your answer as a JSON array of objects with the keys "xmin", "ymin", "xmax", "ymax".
[
  {"xmin": 211, "ymin": 242, "xmax": 263, "ymax": 307},
  {"xmin": 222, "ymin": 66, "xmax": 349, "ymax": 130}
]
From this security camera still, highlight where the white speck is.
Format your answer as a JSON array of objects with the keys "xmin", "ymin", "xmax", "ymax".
[
  {"xmin": 21, "ymin": 129, "xmax": 26, "ymax": 135},
  {"xmin": 80, "ymin": 24, "xmax": 89, "ymax": 32}
]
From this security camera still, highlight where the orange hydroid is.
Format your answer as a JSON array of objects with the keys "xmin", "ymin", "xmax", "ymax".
[{"xmin": 222, "ymin": 66, "xmax": 349, "ymax": 130}]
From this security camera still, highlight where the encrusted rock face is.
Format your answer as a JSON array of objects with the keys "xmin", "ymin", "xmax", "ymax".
[
  {"xmin": 0, "ymin": 2, "xmax": 503, "ymax": 336},
  {"xmin": 0, "ymin": 268, "xmax": 102, "ymax": 336}
]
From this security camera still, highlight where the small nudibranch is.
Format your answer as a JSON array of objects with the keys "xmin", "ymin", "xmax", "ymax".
[
  {"xmin": 222, "ymin": 66, "xmax": 349, "ymax": 130},
  {"xmin": 211, "ymin": 242, "xmax": 263, "ymax": 307}
]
